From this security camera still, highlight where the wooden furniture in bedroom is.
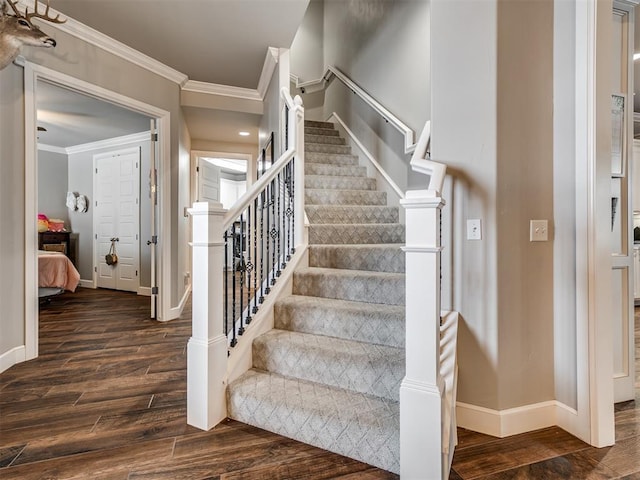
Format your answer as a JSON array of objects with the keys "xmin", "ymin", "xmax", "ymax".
[{"xmin": 39, "ymin": 231, "xmax": 78, "ymax": 266}]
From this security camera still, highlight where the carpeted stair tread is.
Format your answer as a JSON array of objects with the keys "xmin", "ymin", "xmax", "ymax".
[
  {"xmin": 308, "ymin": 223, "xmax": 405, "ymax": 245},
  {"xmin": 305, "ymin": 134, "xmax": 346, "ymax": 145},
  {"xmin": 227, "ymin": 369, "xmax": 400, "ymax": 474},
  {"xmin": 306, "ymin": 143, "xmax": 352, "ymax": 155},
  {"xmin": 305, "ymin": 126, "xmax": 340, "ymax": 137},
  {"xmin": 293, "ymin": 267, "xmax": 404, "ymax": 306},
  {"xmin": 275, "ymin": 294, "xmax": 405, "ymax": 347},
  {"xmin": 305, "ymin": 163, "xmax": 367, "ymax": 178},
  {"xmin": 305, "ymin": 175, "xmax": 376, "ymax": 191},
  {"xmin": 306, "ymin": 152, "xmax": 360, "ymax": 166},
  {"xmin": 305, "ymin": 189, "xmax": 386, "ymax": 206},
  {"xmin": 252, "ymin": 329, "xmax": 404, "ymax": 401},
  {"xmin": 306, "ymin": 205, "xmax": 399, "ymax": 224},
  {"xmin": 304, "ymin": 120, "xmax": 336, "ymax": 130},
  {"xmin": 308, "ymin": 244, "xmax": 405, "ymax": 273}
]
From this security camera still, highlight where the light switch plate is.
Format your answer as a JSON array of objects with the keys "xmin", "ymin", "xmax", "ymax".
[
  {"xmin": 530, "ymin": 219, "xmax": 548, "ymax": 241},
  {"xmin": 467, "ymin": 219, "xmax": 482, "ymax": 240}
]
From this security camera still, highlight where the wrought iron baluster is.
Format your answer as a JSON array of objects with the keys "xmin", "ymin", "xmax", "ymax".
[
  {"xmin": 265, "ymin": 180, "xmax": 271, "ymax": 295},
  {"xmin": 291, "ymin": 158, "xmax": 296, "ymax": 255},
  {"xmin": 224, "ymin": 230, "xmax": 229, "ymax": 338},
  {"xmin": 246, "ymin": 206, "xmax": 253, "ymax": 325},
  {"xmin": 253, "ymin": 197, "xmax": 259, "ymax": 313},
  {"xmin": 230, "ymin": 225, "xmax": 237, "ymax": 347},
  {"xmin": 270, "ymin": 176, "xmax": 277, "ymax": 286},
  {"xmin": 260, "ymin": 188, "xmax": 266, "ymax": 301},
  {"xmin": 238, "ymin": 214, "xmax": 245, "ymax": 335},
  {"xmin": 286, "ymin": 161, "xmax": 292, "ymax": 261},
  {"xmin": 277, "ymin": 170, "xmax": 283, "ymax": 275}
]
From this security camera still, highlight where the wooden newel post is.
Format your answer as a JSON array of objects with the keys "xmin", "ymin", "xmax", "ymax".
[
  {"xmin": 187, "ymin": 201, "xmax": 228, "ymax": 430},
  {"xmin": 400, "ymin": 190, "xmax": 446, "ymax": 479}
]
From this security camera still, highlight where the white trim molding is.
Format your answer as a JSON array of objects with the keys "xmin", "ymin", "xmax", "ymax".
[
  {"xmin": 257, "ymin": 47, "xmax": 280, "ymax": 99},
  {"xmin": 39, "ymin": 131, "xmax": 151, "ymax": 156},
  {"xmin": 457, "ymin": 401, "xmax": 560, "ymax": 438},
  {"xmin": 0, "ymin": 346, "xmax": 26, "ymax": 374},
  {"xmin": 181, "ymin": 81, "xmax": 262, "ymax": 101}
]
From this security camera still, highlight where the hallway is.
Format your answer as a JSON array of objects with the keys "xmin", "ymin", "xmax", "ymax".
[{"xmin": 1, "ymin": 288, "xmax": 639, "ymax": 479}]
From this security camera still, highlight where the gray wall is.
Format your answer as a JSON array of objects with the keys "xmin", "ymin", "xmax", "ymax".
[
  {"xmin": 496, "ymin": 0, "xmax": 555, "ymax": 409},
  {"xmin": 0, "ymin": 64, "xmax": 25, "ymax": 359},
  {"xmin": 291, "ymin": 0, "xmax": 431, "ymax": 191},
  {"xmin": 67, "ymin": 140, "xmax": 152, "ymax": 284},
  {"xmin": 38, "ymin": 150, "xmax": 70, "ymax": 225},
  {"xmin": 0, "ymin": 24, "xmax": 187, "ymax": 363}
]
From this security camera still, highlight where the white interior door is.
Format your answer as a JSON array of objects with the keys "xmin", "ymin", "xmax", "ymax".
[
  {"xmin": 95, "ymin": 148, "xmax": 141, "ymax": 293},
  {"xmin": 197, "ymin": 158, "xmax": 221, "ymax": 203}
]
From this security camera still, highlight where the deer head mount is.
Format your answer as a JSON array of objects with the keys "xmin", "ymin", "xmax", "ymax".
[{"xmin": 0, "ymin": 0, "xmax": 66, "ymax": 70}]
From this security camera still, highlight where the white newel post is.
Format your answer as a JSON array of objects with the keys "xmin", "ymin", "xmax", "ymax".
[
  {"xmin": 187, "ymin": 201, "xmax": 228, "ymax": 430},
  {"xmin": 400, "ymin": 190, "xmax": 446, "ymax": 479}
]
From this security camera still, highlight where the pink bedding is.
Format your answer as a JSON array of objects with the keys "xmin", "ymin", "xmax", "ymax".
[{"xmin": 38, "ymin": 251, "xmax": 80, "ymax": 292}]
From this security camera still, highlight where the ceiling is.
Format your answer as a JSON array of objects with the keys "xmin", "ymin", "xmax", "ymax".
[
  {"xmin": 49, "ymin": 0, "xmax": 310, "ymax": 87},
  {"xmin": 37, "ymin": 80, "xmax": 151, "ymax": 148},
  {"xmin": 35, "ymin": 0, "xmax": 310, "ymax": 149}
]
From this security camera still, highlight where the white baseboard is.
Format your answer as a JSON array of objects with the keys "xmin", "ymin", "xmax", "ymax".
[
  {"xmin": 456, "ymin": 400, "xmax": 557, "ymax": 438},
  {"xmin": 0, "ymin": 345, "xmax": 26, "ymax": 374},
  {"xmin": 161, "ymin": 284, "xmax": 192, "ymax": 322},
  {"xmin": 137, "ymin": 287, "xmax": 152, "ymax": 297},
  {"xmin": 79, "ymin": 279, "xmax": 95, "ymax": 289}
]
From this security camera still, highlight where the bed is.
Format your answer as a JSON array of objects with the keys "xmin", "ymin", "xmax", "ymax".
[{"xmin": 38, "ymin": 250, "xmax": 80, "ymax": 298}]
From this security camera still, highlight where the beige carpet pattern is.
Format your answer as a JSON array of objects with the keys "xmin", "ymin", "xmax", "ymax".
[{"xmin": 228, "ymin": 120, "xmax": 405, "ymax": 474}]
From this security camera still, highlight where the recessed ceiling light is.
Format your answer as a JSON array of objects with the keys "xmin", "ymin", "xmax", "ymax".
[{"xmin": 239, "ymin": 131, "xmax": 250, "ymax": 137}]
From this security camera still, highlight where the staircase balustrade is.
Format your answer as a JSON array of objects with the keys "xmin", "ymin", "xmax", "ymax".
[
  {"xmin": 401, "ymin": 120, "xmax": 458, "ymax": 479},
  {"xmin": 187, "ymin": 89, "xmax": 305, "ymax": 431}
]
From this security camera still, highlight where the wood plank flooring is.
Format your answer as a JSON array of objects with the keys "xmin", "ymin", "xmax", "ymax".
[
  {"xmin": 0, "ymin": 288, "xmax": 395, "ymax": 479},
  {"xmin": 1, "ymin": 287, "xmax": 639, "ymax": 479}
]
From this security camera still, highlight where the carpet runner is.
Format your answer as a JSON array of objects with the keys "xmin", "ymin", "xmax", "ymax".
[{"xmin": 227, "ymin": 120, "xmax": 405, "ymax": 474}]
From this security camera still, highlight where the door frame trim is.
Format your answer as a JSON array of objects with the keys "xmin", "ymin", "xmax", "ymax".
[{"xmin": 24, "ymin": 62, "xmax": 171, "ymax": 359}]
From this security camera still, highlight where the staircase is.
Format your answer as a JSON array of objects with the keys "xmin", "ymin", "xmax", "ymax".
[{"xmin": 227, "ymin": 120, "xmax": 405, "ymax": 474}]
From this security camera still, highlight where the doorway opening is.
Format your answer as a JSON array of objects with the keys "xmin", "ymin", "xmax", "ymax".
[{"xmin": 25, "ymin": 62, "xmax": 171, "ymax": 361}]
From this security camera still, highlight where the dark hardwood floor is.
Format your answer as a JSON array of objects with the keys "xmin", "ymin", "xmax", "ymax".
[{"xmin": 0, "ymin": 288, "xmax": 639, "ymax": 479}]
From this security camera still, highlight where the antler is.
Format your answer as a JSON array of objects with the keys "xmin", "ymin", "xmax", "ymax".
[
  {"xmin": 4, "ymin": 0, "xmax": 22, "ymax": 17},
  {"xmin": 25, "ymin": 0, "xmax": 66, "ymax": 24}
]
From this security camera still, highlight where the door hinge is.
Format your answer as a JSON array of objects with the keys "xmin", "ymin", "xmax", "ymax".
[
  {"xmin": 94, "ymin": 266, "xmax": 97, "ymax": 272},
  {"xmin": 151, "ymin": 286, "xmax": 159, "ymax": 294},
  {"xmin": 95, "ymin": 233, "xmax": 97, "ymax": 239},
  {"xmin": 151, "ymin": 133, "xmax": 158, "ymax": 142},
  {"xmin": 196, "ymin": 166, "xmax": 199, "ymax": 173},
  {"xmin": 136, "ymin": 270, "xmax": 138, "ymax": 276}
]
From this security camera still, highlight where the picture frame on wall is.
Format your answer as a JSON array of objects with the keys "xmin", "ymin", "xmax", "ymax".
[{"xmin": 612, "ymin": 93, "xmax": 626, "ymax": 177}]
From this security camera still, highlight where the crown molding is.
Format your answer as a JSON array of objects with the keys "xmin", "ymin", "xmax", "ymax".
[
  {"xmin": 38, "ymin": 131, "xmax": 150, "ymax": 156},
  {"xmin": 37, "ymin": 143, "xmax": 67, "ymax": 155},
  {"xmin": 181, "ymin": 80, "xmax": 262, "ymax": 101},
  {"xmin": 256, "ymin": 47, "xmax": 280, "ymax": 99},
  {"xmin": 19, "ymin": 0, "xmax": 188, "ymax": 86}
]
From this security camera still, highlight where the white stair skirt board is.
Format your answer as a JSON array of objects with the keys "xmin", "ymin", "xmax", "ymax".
[{"xmin": 456, "ymin": 400, "xmax": 559, "ymax": 438}]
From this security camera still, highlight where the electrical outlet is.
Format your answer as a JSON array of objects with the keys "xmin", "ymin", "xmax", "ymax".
[
  {"xmin": 467, "ymin": 219, "xmax": 482, "ymax": 240},
  {"xmin": 530, "ymin": 220, "xmax": 548, "ymax": 242}
]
